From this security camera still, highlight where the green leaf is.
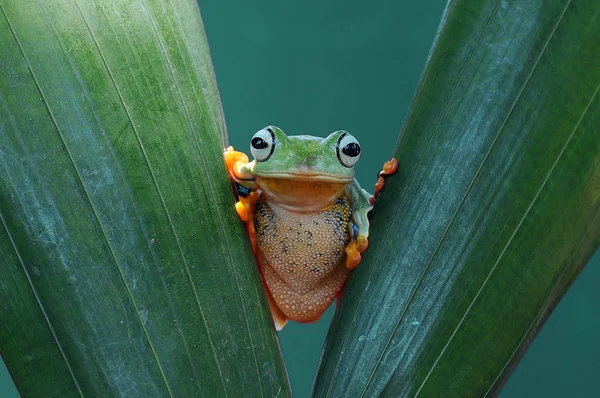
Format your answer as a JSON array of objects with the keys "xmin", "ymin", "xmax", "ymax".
[
  {"xmin": 0, "ymin": 1, "xmax": 289, "ymax": 396},
  {"xmin": 314, "ymin": 0, "xmax": 600, "ymax": 396}
]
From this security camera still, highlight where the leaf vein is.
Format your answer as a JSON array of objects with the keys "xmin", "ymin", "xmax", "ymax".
[
  {"xmin": 0, "ymin": 210, "xmax": 84, "ymax": 396},
  {"xmin": 363, "ymin": 0, "xmax": 574, "ymax": 394},
  {"xmin": 147, "ymin": 0, "xmax": 266, "ymax": 393},
  {"xmin": 484, "ymin": 202, "xmax": 600, "ymax": 397},
  {"xmin": 414, "ymin": 75, "xmax": 599, "ymax": 396},
  {"xmin": 2, "ymin": 4, "xmax": 168, "ymax": 395},
  {"xmin": 73, "ymin": 0, "xmax": 234, "ymax": 394}
]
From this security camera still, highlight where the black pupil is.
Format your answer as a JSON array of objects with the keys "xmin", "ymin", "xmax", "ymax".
[
  {"xmin": 252, "ymin": 137, "xmax": 269, "ymax": 149},
  {"xmin": 342, "ymin": 142, "xmax": 360, "ymax": 157}
]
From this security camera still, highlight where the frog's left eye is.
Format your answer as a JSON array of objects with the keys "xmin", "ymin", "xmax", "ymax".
[
  {"xmin": 250, "ymin": 127, "xmax": 275, "ymax": 162},
  {"xmin": 336, "ymin": 133, "xmax": 361, "ymax": 168}
]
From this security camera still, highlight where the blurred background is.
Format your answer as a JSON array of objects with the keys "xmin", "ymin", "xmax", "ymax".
[{"xmin": 1, "ymin": 1, "xmax": 598, "ymax": 397}]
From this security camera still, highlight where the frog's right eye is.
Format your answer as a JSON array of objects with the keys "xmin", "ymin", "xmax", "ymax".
[
  {"xmin": 250, "ymin": 127, "xmax": 275, "ymax": 162},
  {"xmin": 336, "ymin": 132, "xmax": 361, "ymax": 168}
]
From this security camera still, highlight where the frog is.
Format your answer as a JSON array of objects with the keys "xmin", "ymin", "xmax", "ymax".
[{"xmin": 223, "ymin": 126, "xmax": 397, "ymax": 330}]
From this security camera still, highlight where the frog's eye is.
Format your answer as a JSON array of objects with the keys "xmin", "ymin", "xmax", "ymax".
[
  {"xmin": 336, "ymin": 133, "xmax": 361, "ymax": 168},
  {"xmin": 250, "ymin": 127, "xmax": 275, "ymax": 162}
]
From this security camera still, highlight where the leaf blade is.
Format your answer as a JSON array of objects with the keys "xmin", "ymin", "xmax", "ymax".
[
  {"xmin": 0, "ymin": 0, "xmax": 289, "ymax": 396},
  {"xmin": 314, "ymin": 0, "xmax": 600, "ymax": 396}
]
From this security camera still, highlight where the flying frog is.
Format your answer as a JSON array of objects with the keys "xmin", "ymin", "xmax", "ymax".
[{"xmin": 224, "ymin": 126, "xmax": 397, "ymax": 330}]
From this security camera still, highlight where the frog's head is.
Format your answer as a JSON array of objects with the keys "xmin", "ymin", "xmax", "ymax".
[
  {"xmin": 250, "ymin": 126, "xmax": 360, "ymax": 182},
  {"xmin": 248, "ymin": 126, "xmax": 362, "ymax": 211}
]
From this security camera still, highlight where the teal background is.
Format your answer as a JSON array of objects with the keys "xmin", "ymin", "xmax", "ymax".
[{"xmin": 1, "ymin": 1, "xmax": 598, "ymax": 397}]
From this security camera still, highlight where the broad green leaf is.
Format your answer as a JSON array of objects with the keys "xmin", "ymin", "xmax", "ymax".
[
  {"xmin": 314, "ymin": 0, "xmax": 600, "ymax": 396},
  {"xmin": 0, "ymin": 1, "xmax": 289, "ymax": 396}
]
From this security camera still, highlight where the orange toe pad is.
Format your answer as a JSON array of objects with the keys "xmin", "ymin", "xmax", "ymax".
[{"xmin": 346, "ymin": 237, "xmax": 368, "ymax": 270}]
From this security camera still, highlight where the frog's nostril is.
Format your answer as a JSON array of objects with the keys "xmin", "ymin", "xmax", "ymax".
[{"xmin": 303, "ymin": 155, "xmax": 319, "ymax": 166}]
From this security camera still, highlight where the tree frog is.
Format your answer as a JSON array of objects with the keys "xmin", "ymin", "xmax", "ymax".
[{"xmin": 224, "ymin": 126, "xmax": 397, "ymax": 330}]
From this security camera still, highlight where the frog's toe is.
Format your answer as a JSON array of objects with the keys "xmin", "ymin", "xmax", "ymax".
[
  {"xmin": 235, "ymin": 201, "xmax": 250, "ymax": 222},
  {"xmin": 274, "ymin": 317, "xmax": 288, "ymax": 331},
  {"xmin": 223, "ymin": 146, "xmax": 250, "ymax": 177},
  {"xmin": 345, "ymin": 235, "xmax": 369, "ymax": 269},
  {"xmin": 235, "ymin": 191, "xmax": 259, "ymax": 222},
  {"xmin": 345, "ymin": 243, "xmax": 362, "ymax": 269},
  {"xmin": 356, "ymin": 235, "xmax": 369, "ymax": 252},
  {"xmin": 380, "ymin": 158, "xmax": 398, "ymax": 176}
]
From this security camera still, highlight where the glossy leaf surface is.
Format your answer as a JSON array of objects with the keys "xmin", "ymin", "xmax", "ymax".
[
  {"xmin": 314, "ymin": 0, "xmax": 600, "ymax": 396},
  {"xmin": 0, "ymin": 1, "xmax": 289, "ymax": 396}
]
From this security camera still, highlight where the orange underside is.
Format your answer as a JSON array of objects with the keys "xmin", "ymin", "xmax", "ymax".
[
  {"xmin": 257, "ymin": 249, "xmax": 350, "ymax": 326},
  {"xmin": 253, "ymin": 193, "xmax": 353, "ymax": 327}
]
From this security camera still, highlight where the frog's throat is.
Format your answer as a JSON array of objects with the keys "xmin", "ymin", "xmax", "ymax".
[{"xmin": 256, "ymin": 177, "xmax": 347, "ymax": 212}]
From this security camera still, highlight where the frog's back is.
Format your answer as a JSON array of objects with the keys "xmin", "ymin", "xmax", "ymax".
[{"xmin": 254, "ymin": 196, "xmax": 351, "ymax": 322}]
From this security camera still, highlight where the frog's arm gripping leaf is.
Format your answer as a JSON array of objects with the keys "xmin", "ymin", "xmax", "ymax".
[
  {"xmin": 223, "ymin": 146, "xmax": 258, "ymax": 222},
  {"xmin": 344, "ymin": 158, "xmax": 398, "ymax": 269}
]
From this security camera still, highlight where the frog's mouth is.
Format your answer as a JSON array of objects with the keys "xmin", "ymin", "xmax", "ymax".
[
  {"xmin": 256, "ymin": 172, "xmax": 353, "ymax": 183},
  {"xmin": 255, "ymin": 175, "xmax": 350, "ymax": 212}
]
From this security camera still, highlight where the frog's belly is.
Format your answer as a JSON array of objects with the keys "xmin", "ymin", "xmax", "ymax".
[{"xmin": 254, "ymin": 196, "xmax": 352, "ymax": 322}]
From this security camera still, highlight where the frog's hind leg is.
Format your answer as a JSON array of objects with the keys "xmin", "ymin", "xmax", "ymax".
[
  {"xmin": 262, "ymin": 280, "xmax": 289, "ymax": 331},
  {"xmin": 345, "ymin": 221, "xmax": 369, "ymax": 270},
  {"xmin": 334, "ymin": 279, "xmax": 348, "ymax": 310}
]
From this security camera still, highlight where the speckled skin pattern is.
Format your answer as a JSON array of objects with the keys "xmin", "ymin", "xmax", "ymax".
[{"xmin": 254, "ymin": 195, "xmax": 352, "ymax": 322}]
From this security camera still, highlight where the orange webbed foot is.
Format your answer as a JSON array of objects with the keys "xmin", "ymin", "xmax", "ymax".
[
  {"xmin": 345, "ymin": 235, "xmax": 369, "ymax": 269},
  {"xmin": 370, "ymin": 158, "xmax": 398, "ymax": 205},
  {"xmin": 223, "ymin": 145, "xmax": 258, "ymax": 214},
  {"xmin": 235, "ymin": 191, "xmax": 259, "ymax": 222},
  {"xmin": 223, "ymin": 146, "xmax": 259, "ymax": 246}
]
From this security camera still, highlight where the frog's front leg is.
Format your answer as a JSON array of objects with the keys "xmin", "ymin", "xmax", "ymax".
[
  {"xmin": 223, "ymin": 146, "xmax": 261, "ymax": 253},
  {"xmin": 223, "ymin": 146, "xmax": 259, "ymax": 222},
  {"xmin": 345, "ymin": 180, "xmax": 373, "ymax": 269},
  {"xmin": 345, "ymin": 158, "xmax": 398, "ymax": 269},
  {"xmin": 370, "ymin": 158, "xmax": 398, "ymax": 205}
]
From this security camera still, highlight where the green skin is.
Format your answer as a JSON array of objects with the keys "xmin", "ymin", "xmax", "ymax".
[{"xmin": 233, "ymin": 126, "xmax": 373, "ymax": 241}]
